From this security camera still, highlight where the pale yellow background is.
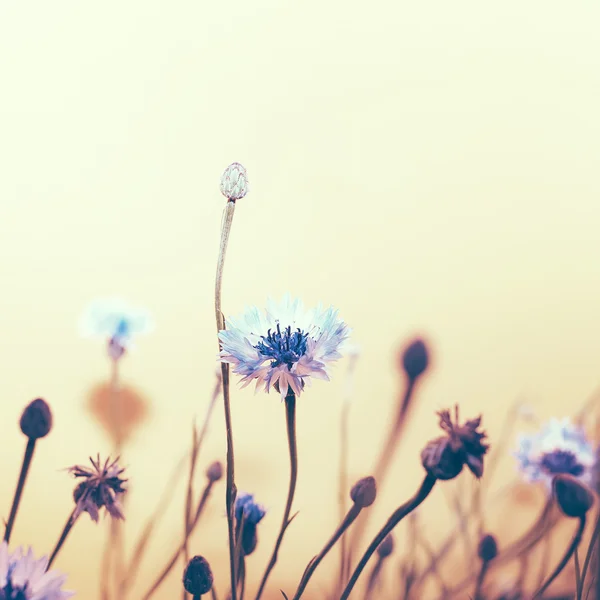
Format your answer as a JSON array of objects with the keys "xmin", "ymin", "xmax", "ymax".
[{"xmin": 1, "ymin": 1, "xmax": 599, "ymax": 599}]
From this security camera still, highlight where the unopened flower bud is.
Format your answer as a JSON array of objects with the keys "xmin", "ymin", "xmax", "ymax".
[
  {"xmin": 401, "ymin": 338, "xmax": 429, "ymax": 380},
  {"xmin": 241, "ymin": 524, "xmax": 258, "ymax": 556},
  {"xmin": 20, "ymin": 398, "xmax": 53, "ymax": 440},
  {"xmin": 206, "ymin": 461, "xmax": 223, "ymax": 482},
  {"xmin": 377, "ymin": 534, "xmax": 394, "ymax": 558},
  {"xmin": 350, "ymin": 476, "xmax": 377, "ymax": 508},
  {"xmin": 183, "ymin": 556, "xmax": 213, "ymax": 595},
  {"xmin": 477, "ymin": 534, "xmax": 498, "ymax": 562},
  {"xmin": 220, "ymin": 162, "xmax": 248, "ymax": 200},
  {"xmin": 553, "ymin": 474, "xmax": 594, "ymax": 518}
]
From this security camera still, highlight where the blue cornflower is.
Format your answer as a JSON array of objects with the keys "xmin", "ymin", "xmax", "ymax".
[
  {"xmin": 218, "ymin": 295, "xmax": 350, "ymax": 399},
  {"xmin": 514, "ymin": 418, "xmax": 596, "ymax": 488},
  {"xmin": 234, "ymin": 493, "xmax": 266, "ymax": 526},
  {"xmin": 0, "ymin": 542, "xmax": 73, "ymax": 599},
  {"xmin": 234, "ymin": 493, "xmax": 266, "ymax": 556},
  {"xmin": 80, "ymin": 297, "xmax": 153, "ymax": 359}
]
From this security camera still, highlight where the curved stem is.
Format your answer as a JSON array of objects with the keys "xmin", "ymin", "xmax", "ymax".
[
  {"xmin": 4, "ymin": 437, "xmax": 36, "ymax": 543},
  {"xmin": 254, "ymin": 393, "xmax": 298, "ymax": 600},
  {"xmin": 579, "ymin": 512, "xmax": 600, "ymax": 599},
  {"xmin": 215, "ymin": 199, "xmax": 238, "ymax": 600},
  {"xmin": 293, "ymin": 503, "xmax": 362, "ymax": 600},
  {"xmin": 364, "ymin": 556, "xmax": 384, "ymax": 599},
  {"xmin": 340, "ymin": 474, "xmax": 437, "ymax": 600},
  {"xmin": 533, "ymin": 515, "xmax": 586, "ymax": 599}
]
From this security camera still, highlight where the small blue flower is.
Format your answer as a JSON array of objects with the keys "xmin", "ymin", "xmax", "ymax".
[
  {"xmin": 218, "ymin": 295, "xmax": 350, "ymax": 399},
  {"xmin": 234, "ymin": 493, "xmax": 266, "ymax": 527},
  {"xmin": 514, "ymin": 418, "xmax": 596, "ymax": 488},
  {"xmin": 80, "ymin": 297, "xmax": 153, "ymax": 357}
]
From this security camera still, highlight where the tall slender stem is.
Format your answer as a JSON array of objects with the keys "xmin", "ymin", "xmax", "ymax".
[
  {"xmin": 254, "ymin": 392, "xmax": 298, "ymax": 600},
  {"xmin": 338, "ymin": 401, "xmax": 350, "ymax": 584},
  {"xmin": 340, "ymin": 474, "xmax": 437, "ymax": 600},
  {"xmin": 47, "ymin": 508, "xmax": 79, "ymax": 569},
  {"xmin": 215, "ymin": 199, "xmax": 238, "ymax": 600},
  {"xmin": 4, "ymin": 437, "xmax": 36, "ymax": 543},
  {"xmin": 293, "ymin": 503, "xmax": 362, "ymax": 600}
]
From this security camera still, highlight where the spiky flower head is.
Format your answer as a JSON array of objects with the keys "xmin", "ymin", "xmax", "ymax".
[
  {"xmin": 0, "ymin": 542, "xmax": 73, "ymax": 599},
  {"xmin": 68, "ymin": 455, "xmax": 127, "ymax": 522},
  {"xmin": 220, "ymin": 162, "xmax": 248, "ymax": 200},
  {"xmin": 514, "ymin": 418, "xmax": 596, "ymax": 488},
  {"xmin": 219, "ymin": 295, "xmax": 350, "ymax": 399},
  {"xmin": 80, "ymin": 297, "xmax": 153, "ymax": 360},
  {"xmin": 421, "ymin": 405, "xmax": 489, "ymax": 480}
]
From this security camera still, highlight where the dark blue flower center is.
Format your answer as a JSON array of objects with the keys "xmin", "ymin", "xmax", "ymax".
[
  {"xmin": 255, "ymin": 323, "xmax": 309, "ymax": 370},
  {"xmin": 540, "ymin": 449, "xmax": 585, "ymax": 477},
  {"xmin": 1, "ymin": 581, "xmax": 28, "ymax": 600}
]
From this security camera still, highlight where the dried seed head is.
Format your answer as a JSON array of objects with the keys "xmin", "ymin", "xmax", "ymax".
[
  {"xmin": 401, "ymin": 338, "xmax": 430, "ymax": 380},
  {"xmin": 350, "ymin": 476, "xmax": 377, "ymax": 508},
  {"xmin": 220, "ymin": 162, "xmax": 248, "ymax": 200},
  {"xmin": 553, "ymin": 474, "xmax": 594, "ymax": 518},
  {"xmin": 377, "ymin": 534, "xmax": 394, "ymax": 558},
  {"xmin": 206, "ymin": 461, "xmax": 223, "ymax": 482},
  {"xmin": 477, "ymin": 533, "xmax": 498, "ymax": 562},
  {"xmin": 20, "ymin": 398, "xmax": 53, "ymax": 440},
  {"xmin": 183, "ymin": 555, "xmax": 213, "ymax": 595},
  {"xmin": 421, "ymin": 405, "xmax": 489, "ymax": 481},
  {"xmin": 68, "ymin": 455, "xmax": 127, "ymax": 522}
]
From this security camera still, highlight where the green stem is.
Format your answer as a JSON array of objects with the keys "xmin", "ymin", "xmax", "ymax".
[
  {"xmin": 4, "ymin": 437, "xmax": 36, "ymax": 543},
  {"xmin": 254, "ymin": 392, "xmax": 298, "ymax": 600},
  {"xmin": 340, "ymin": 474, "xmax": 437, "ymax": 600}
]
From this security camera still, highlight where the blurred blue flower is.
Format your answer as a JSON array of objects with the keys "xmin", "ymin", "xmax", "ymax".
[
  {"xmin": 514, "ymin": 417, "xmax": 596, "ymax": 488},
  {"xmin": 0, "ymin": 542, "xmax": 74, "ymax": 599},
  {"xmin": 234, "ymin": 492, "xmax": 266, "ymax": 556},
  {"xmin": 218, "ymin": 295, "xmax": 350, "ymax": 399},
  {"xmin": 234, "ymin": 492, "xmax": 266, "ymax": 527},
  {"xmin": 80, "ymin": 297, "xmax": 153, "ymax": 358}
]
